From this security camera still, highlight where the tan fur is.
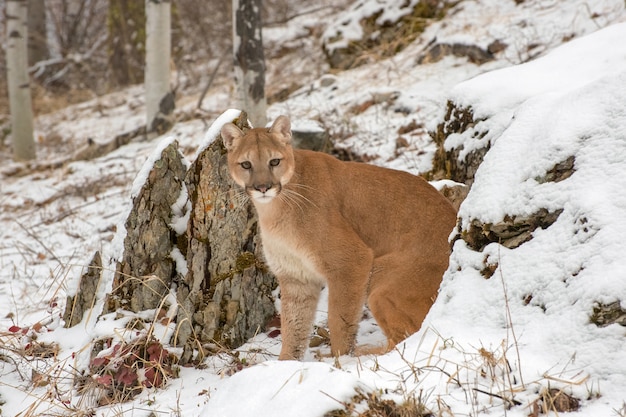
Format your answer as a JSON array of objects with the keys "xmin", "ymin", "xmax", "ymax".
[{"xmin": 221, "ymin": 115, "xmax": 457, "ymax": 360}]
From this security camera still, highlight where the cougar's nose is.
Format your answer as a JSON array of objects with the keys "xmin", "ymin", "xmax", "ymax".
[{"xmin": 254, "ymin": 183, "xmax": 272, "ymax": 193}]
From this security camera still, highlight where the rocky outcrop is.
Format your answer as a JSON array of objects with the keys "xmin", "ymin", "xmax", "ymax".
[
  {"xmin": 323, "ymin": 0, "xmax": 451, "ymax": 70},
  {"xmin": 63, "ymin": 251, "xmax": 102, "ymax": 327},
  {"xmin": 430, "ymin": 99, "xmax": 576, "ymax": 252},
  {"xmin": 417, "ymin": 41, "xmax": 503, "ymax": 65},
  {"xmin": 429, "ymin": 100, "xmax": 489, "ymax": 187},
  {"xmin": 176, "ymin": 113, "xmax": 276, "ymax": 363},
  {"xmin": 462, "ymin": 208, "xmax": 564, "ymax": 252},
  {"xmin": 105, "ymin": 141, "xmax": 187, "ymax": 314},
  {"xmin": 591, "ymin": 302, "xmax": 626, "ymax": 327},
  {"xmin": 66, "ymin": 112, "xmax": 277, "ymax": 365}
]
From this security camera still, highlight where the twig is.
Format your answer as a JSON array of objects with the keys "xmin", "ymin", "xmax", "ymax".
[
  {"xmin": 264, "ymin": 5, "xmax": 340, "ymax": 26},
  {"xmin": 472, "ymin": 387, "xmax": 522, "ymax": 407},
  {"xmin": 270, "ymin": 369, "xmax": 302, "ymax": 400},
  {"xmin": 498, "ymin": 244, "xmax": 525, "ymax": 389},
  {"xmin": 197, "ymin": 49, "xmax": 229, "ymax": 110},
  {"xmin": 14, "ymin": 220, "xmax": 61, "ymax": 263}
]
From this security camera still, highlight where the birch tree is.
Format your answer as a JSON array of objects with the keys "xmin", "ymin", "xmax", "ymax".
[
  {"xmin": 145, "ymin": 0, "xmax": 173, "ymax": 133},
  {"xmin": 232, "ymin": 0, "xmax": 267, "ymax": 128},
  {"xmin": 6, "ymin": 0, "xmax": 36, "ymax": 161},
  {"xmin": 27, "ymin": 0, "xmax": 48, "ymax": 65}
]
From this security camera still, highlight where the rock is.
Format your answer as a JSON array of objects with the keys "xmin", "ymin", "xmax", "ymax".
[
  {"xmin": 104, "ymin": 141, "xmax": 188, "ymax": 313},
  {"xmin": 535, "ymin": 155, "xmax": 575, "ymax": 183},
  {"xmin": 63, "ymin": 251, "xmax": 102, "ymax": 327},
  {"xmin": 436, "ymin": 181, "xmax": 469, "ymax": 211},
  {"xmin": 543, "ymin": 389, "xmax": 580, "ymax": 413},
  {"xmin": 463, "ymin": 208, "xmax": 564, "ymax": 251},
  {"xmin": 417, "ymin": 42, "xmax": 495, "ymax": 65},
  {"xmin": 319, "ymin": 75, "xmax": 337, "ymax": 87},
  {"xmin": 292, "ymin": 120, "xmax": 332, "ymax": 152},
  {"xmin": 323, "ymin": 0, "xmax": 451, "ymax": 70},
  {"xmin": 176, "ymin": 112, "xmax": 276, "ymax": 363},
  {"xmin": 429, "ymin": 100, "xmax": 489, "ymax": 187},
  {"xmin": 591, "ymin": 301, "xmax": 626, "ymax": 327}
]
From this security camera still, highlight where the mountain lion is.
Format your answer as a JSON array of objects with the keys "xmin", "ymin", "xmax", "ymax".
[{"xmin": 221, "ymin": 115, "xmax": 457, "ymax": 360}]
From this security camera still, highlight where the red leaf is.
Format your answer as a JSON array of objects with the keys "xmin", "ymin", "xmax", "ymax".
[
  {"xmin": 147, "ymin": 342, "xmax": 166, "ymax": 362},
  {"xmin": 268, "ymin": 329, "xmax": 281, "ymax": 338},
  {"xmin": 95, "ymin": 374, "xmax": 113, "ymax": 386},
  {"xmin": 115, "ymin": 366, "xmax": 138, "ymax": 386},
  {"xmin": 8, "ymin": 325, "xmax": 21, "ymax": 333},
  {"xmin": 144, "ymin": 368, "xmax": 155, "ymax": 387},
  {"xmin": 143, "ymin": 367, "xmax": 163, "ymax": 388},
  {"xmin": 91, "ymin": 356, "xmax": 109, "ymax": 367}
]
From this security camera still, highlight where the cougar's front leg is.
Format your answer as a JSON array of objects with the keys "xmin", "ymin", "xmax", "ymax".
[
  {"xmin": 327, "ymin": 275, "xmax": 369, "ymax": 357},
  {"xmin": 278, "ymin": 277, "xmax": 321, "ymax": 360}
]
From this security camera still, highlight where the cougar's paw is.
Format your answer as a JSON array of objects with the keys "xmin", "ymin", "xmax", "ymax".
[{"xmin": 354, "ymin": 343, "xmax": 389, "ymax": 356}]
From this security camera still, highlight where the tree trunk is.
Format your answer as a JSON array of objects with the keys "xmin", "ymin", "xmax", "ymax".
[
  {"xmin": 145, "ymin": 0, "xmax": 173, "ymax": 134},
  {"xmin": 108, "ymin": 0, "xmax": 145, "ymax": 86},
  {"xmin": 232, "ymin": 0, "xmax": 267, "ymax": 128},
  {"xmin": 7, "ymin": 0, "xmax": 36, "ymax": 161},
  {"xmin": 27, "ymin": 0, "xmax": 48, "ymax": 66}
]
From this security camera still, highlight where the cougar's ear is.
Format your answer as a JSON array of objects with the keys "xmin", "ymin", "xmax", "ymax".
[
  {"xmin": 268, "ymin": 115, "xmax": 292, "ymax": 145},
  {"xmin": 221, "ymin": 123, "xmax": 244, "ymax": 151}
]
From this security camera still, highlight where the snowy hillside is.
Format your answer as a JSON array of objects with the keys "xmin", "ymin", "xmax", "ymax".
[{"xmin": 1, "ymin": 1, "xmax": 626, "ymax": 416}]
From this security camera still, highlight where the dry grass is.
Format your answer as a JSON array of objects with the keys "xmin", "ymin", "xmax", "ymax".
[
  {"xmin": 0, "ymin": 328, "xmax": 79, "ymax": 416},
  {"xmin": 321, "ymin": 254, "xmax": 595, "ymax": 417},
  {"xmin": 0, "ymin": 259, "xmax": 600, "ymax": 417},
  {"xmin": 325, "ymin": 387, "xmax": 433, "ymax": 417},
  {"xmin": 0, "ymin": 308, "xmax": 183, "ymax": 416},
  {"xmin": 0, "ymin": 256, "xmax": 185, "ymax": 416}
]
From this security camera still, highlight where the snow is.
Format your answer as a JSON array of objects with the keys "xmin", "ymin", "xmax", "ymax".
[
  {"xmin": 433, "ymin": 23, "xmax": 626, "ymax": 414},
  {"xmin": 450, "ymin": 21, "xmax": 626, "ymax": 118},
  {"xmin": 170, "ymin": 184, "xmax": 191, "ymax": 236},
  {"xmin": 197, "ymin": 108, "xmax": 243, "ymax": 155},
  {"xmin": 1, "ymin": 1, "xmax": 626, "ymax": 416},
  {"xmin": 205, "ymin": 361, "xmax": 362, "ymax": 417}
]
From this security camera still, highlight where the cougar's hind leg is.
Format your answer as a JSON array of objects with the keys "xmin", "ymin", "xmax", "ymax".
[{"xmin": 367, "ymin": 253, "xmax": 445, "ymax": 349}]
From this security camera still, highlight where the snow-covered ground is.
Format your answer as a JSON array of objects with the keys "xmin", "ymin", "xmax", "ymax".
[{"xmin": 1, "ymin": 1, "xmax": 626, "ymax": 416}]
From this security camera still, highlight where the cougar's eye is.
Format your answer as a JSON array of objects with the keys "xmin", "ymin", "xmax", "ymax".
[
  {"xmin": 240, "ymin": 161, "xmax": 252, "ymax": 170},
  {"xmin": 269, "ymin": 158, "xmax": 280, "ymax": 167}
]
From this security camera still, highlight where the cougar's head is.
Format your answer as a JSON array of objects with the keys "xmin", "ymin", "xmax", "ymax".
[{"xmin": 221, "ymin": 115, "xmax": 295, "ymax": 204}]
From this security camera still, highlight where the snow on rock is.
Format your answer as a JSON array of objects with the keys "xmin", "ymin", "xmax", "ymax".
[
  {"xmin": 197, "ymin": 108, "xmax": 243, "ymax": 156},
  {"xmin": 322, "ymin": 0, "xmax": 420, "ymax": 53},
  {"xmin": 418, "ymin": 0, "xmax": 625, "ymax": 64},
  {"xmin": 444, "ymin": 18, "xmax": 626, "ymax": 166},
  {"xmin": 130, "ymin": 135, "xmax": 181, "ymax": 198},
  {"xmin": 430, "ymin": 22, "xmax": 626, "ymax": 412}
]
